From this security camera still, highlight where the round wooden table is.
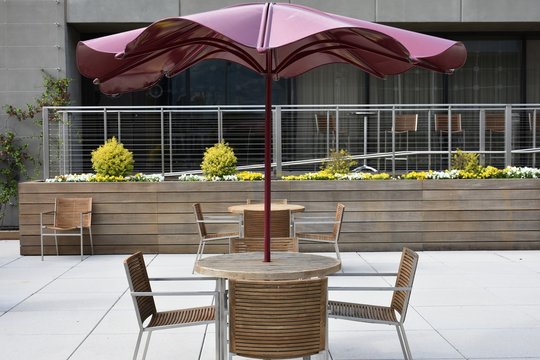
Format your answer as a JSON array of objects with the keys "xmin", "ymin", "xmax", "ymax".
[
  {"xmin": 195, "ymin": 252, "xmax": 340, "ymax": 359},
  {"xmin": 195, "ymin": 251, "xmax": 341, "ymax": 280},
  {"xmin": 228, "ymin": 203, "xmax": 305, "ymax": 213}
]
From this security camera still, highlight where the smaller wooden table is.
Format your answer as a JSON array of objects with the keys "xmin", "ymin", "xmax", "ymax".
[{"xmin": 228, "ymin": 203, "xmax": 305, "ymax": 214}]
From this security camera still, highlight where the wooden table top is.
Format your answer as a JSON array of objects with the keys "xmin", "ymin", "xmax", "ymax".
[
  {"xmin": 228, "ymin": 203, "xmax": 305, "ymax": 213},
  {"xmin": 194, "ymin": 252, "xmax": 341, "ymax": 280}
]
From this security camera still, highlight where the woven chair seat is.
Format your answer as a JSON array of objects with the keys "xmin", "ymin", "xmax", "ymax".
[
  {"xmin": 295, "ymin": 232, "xmax": 333, "ymax": 242},
  {"xmin": 328, "ymin": 301, "xmax": 398, "ymax": 323},
  {"xmin": 148, "ymin": 306, "xmax": 215, "ymax": 328},
  {"xmin": 46, "ymin": 225, "xmax": 80, "ymax": 231}
]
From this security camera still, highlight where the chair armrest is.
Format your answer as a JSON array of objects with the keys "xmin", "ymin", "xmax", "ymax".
[
  {"xmin": 328, "ymin": 286, "xmax": 411, "ymax": 292},
  {"xmin": 328, "ymin": 272, "xmax": 397, "ymax": 277},
  {"xmin": 131, "ymin": 290, "xmax": 218, "ymax": 297},
  {"xmin": 294, "ymin": 219, "xmax": 338, "ymax": 225},
  {"xmin": 40, "ymin": 211, "xmax": 55, "ymax": 227},
  {"xmin": 149, "ymin": 276, "xmax": 220, "ymax": 282},
  {"xmin": 200, "ymin": 215, "xmax": 242, "ymax": 224}
]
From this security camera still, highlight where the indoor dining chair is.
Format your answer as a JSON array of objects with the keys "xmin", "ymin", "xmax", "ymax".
[
  {"xmin": 40, "ymin": 197, "xmax": 93, "ymax": 261},
  {"xmin": 193, "ymin": 203, "xmax": 242, "ymax": 272},
  {"xmin": 124, "ymin": 252, "xmax": 219, "ymax": 360},
  {"xmin": 328, "ymin": 248, "xmax": 419, "ymax": 360},
  {"xmin": 293, "ymin": 203, "xmax": 345, "ymax": 260}
]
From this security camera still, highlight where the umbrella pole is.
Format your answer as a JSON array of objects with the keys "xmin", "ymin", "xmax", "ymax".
[{"xmin": 264, "ymin": 50, "xmax": 272, "ymax": 262}]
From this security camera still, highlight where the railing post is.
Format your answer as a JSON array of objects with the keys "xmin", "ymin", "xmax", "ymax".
[
  {"xmin": 42, "ymin": 107, "xmax": 50, "ymax": 179},
  {"xmin": 117, "ymin": 112, "xmax": 121, "ymax": 142},
  {"xmin": 479, "ymin": 109, "xmax": 486, "ymax": 166},
  {"xmin": 160, "ymin": 107, "xmax": 165, "ymax": 176},
  {"xmin": 169, "ymin": 111, "xmax": 173, "ymax": 173},
  {"xmin": 274, "ymin": 106, "xmax": 282, "ymax": 177},
  {"xmin": 427, "ymin": 109, "xmax": 432, "ymax": 170},
  {"xmin": 447, "ymin": 106, "xmax": 452, "ymax": 170},
  {"xmin": 326, "ymin": 110, "xmax": 330, "ymax": 156},
  {"xmin": 533, "ymin": 109, "xmax": 537, "ymax": 167},
  {"xmin": 62, "ymin": 111, "xmax": 69, "ymax": 175},
  {"xmin": 217, "ymin": 107, "xmax": 223, "ymax": 143},
  {"xmin": 391, "ymin": 107, "xmax": 396, "ymax": 176},
  {"xmin": 335, "ymin": 107, "xmax": 340, "ymax": 151},
  {"xmin": 103, "ymin": 108, "xmax": 108, "ymax": 143},
  {"xmin": 505, "ymin": 105, "xmax": 512, "ymax": 167}
]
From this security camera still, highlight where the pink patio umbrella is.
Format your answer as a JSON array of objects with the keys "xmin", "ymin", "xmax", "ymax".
[{"xmin": 76, "ymin": 2, "xmax": 467, "ymax": 262}]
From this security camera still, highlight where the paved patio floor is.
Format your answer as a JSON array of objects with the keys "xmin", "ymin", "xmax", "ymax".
[{"xmin": 1, "ymin": 239, "xmax": 540, "ymax": 360}]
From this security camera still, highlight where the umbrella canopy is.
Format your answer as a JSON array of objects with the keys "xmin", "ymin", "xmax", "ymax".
[{"xmin": 76, "ymin": 2, "xmax": 467, "ymax": 262}]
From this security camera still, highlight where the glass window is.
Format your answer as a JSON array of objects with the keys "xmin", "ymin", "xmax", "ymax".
[{"xmin": 448, "ymin": 38, "xmax": 522, "ymax": 104}]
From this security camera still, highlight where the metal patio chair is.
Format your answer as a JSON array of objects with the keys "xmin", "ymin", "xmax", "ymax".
[
  {"xmin": 193, "ymin": 203, "xmax": 242, "ymax": 272},
  {"xmin": 328, "ymin": 248, "xmax": 419, "ymax": 360},
  {"xmin": 243, "ymin": 209, "xmax": 291, "ymax": 238},
  {"xmin": 228, "ymin": 277, "xmax": 328, "ymax": 359},
  {"xmin": 293, "ymin": 203, "xmax": 345, "ymax": 260},
  {"xmin": 40, "ymin": 197, "xmax": 93, "ymax": 261},
  {"xmin": 124, "ymin": 252, "xmax": 219, "ymax": 360}
]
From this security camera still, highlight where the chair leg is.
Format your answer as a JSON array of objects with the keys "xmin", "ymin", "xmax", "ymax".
[
  {"xmin": 132, "ymin": 330, "xmax": 143, "ymax": 360},
  {"xmin": 142, "ymin": 331, "xmax": 152, "ymax": 360},
  {"xmin": 193, "ymin": 240, "xmax": 204, "ymax": 274},
  {"xmin": 334, "ymin": 242, "xmax": 341, "ymax": 261},
  {"xmin": 89, "ymin": 227, "xmax": 94, "ymax": 255},
  {"xmin": 54, "ymin": 231, "xmax": 59, "ymax": 256},
  {"xmin": 395, "ymin": 324, "xmax": 413, "ymax": 360},
  {"xmin": 80, "ymin": 228, "xmax": 84, "ymax": 261},
  {"xmin": 40, "ymin": 232, "xmax": 44, "ymax": 261}
]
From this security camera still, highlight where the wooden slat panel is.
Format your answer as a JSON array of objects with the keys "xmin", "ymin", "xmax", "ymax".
[{"xmin": 18, "ymin": 180, "xmax": 540, "ymax": 255}]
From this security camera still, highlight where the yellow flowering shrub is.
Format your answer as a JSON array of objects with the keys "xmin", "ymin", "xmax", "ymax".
[
  {"xmin": 201, "ymin": 142, "xmax": 237, "ymax": 178},
  {"xmin": 91, "ymin": 137, "xmax": 134, "ymax": 177}
]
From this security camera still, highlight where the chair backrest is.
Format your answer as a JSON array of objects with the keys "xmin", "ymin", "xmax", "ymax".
[
  {"xmin": 124, "ymin": 252, "xmax": 157, "ymax": 326},
  {"xmin": 434, "ymin": 113, "xmax": 462, "ymax": 132},
  {"xmin": 54, "ymin": 197, "xmax": 92, "ymax": 228},
  {"xmin": 332, "ymin": 203, "xmax": 346, "ymax": 239},
  {"xmin": 229, "ymin": 277, "xmax": 327, "ymax": 359},
  {"xmin": 485, "ymin": 112, "xmax": 505, "ymax": 133},
  {"xmin": 394, "ymin": 114, "xmax": 418, "ymax": 132},
  {"xmin": 315, "ymin": 113, "xmax": 336, "ymax": 133},
  {"xmin": 243, "ymin": 209, "xmax": 290, "ymax": 238},
  {"xmin": 390, "ymin": 248, "xmax": 419, "ymax": 322},
  {"xmin": 246, "ymin": 199, "xmax": 288, "ymax": 204},
  {"xmin": 230, "ymin": 237, "xmax": 298, "ymax": 253},
  {"xmin": 193, "ymin": 203, "xmax": 208, "ymax": 238},
  {"xmin": 529, "ymin": 112, "xmax": 537, "ymax": 132}
]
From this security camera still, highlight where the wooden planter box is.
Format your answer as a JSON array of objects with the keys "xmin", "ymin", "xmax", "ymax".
[{"xmin": 18, "ymin": 179, "xmax": 540, "ymax": 256}]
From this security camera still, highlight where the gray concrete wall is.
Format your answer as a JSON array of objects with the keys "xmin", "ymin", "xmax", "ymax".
[
  {"xmin": 2, "ymin": 0, "xmax": 540, "ymax": 228},
  {"xmin": 1, "ymin": 0, "xmax": 68, "ymax": 228}
]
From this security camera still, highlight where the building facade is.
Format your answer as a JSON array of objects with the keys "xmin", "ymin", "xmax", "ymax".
[{"xmin": 1, "ymin": 0, "xmax": 540, "ymax": 227}]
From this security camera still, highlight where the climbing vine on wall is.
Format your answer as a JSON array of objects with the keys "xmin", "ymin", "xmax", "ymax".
[{"xmin": 1, "ymin": 70, "xmax": 71, "ymax": 224}]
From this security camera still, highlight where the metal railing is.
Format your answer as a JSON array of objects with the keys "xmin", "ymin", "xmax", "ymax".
[{"xmin": 42, "ymin": 104, "xmax": 539, "ymax": 179}]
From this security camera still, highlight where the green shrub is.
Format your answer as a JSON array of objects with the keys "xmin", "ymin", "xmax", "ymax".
[
  {"xmin": 201, "ymin": 142, "xmax": 237, "ymax": 178},
  {"xmin": 451, "ymin": 149, "xmax": 481, "ymax": 173},
  {"xmin": 321, "ymin": 149, "xmax": 358, "ymax": 174},
  {"xmin": 91, "ymin": 137, "xmax": 134, "ymax": 177}
]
